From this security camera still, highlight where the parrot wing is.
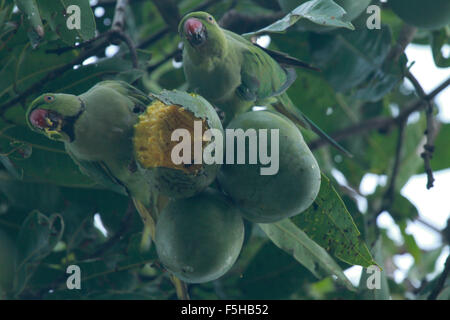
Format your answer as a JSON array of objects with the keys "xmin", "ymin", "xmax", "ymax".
[
  {"xmin": 67, "ymin": 148, "xmax": 129, "ymax": 195},
  {"xmin": 91, "ymin": 80, "xmax": 152, "ymax": 113},
  {"xmin": 225, "ymin": 32, "xmax": 352, "ymax": 157},
  {"xmin": 274, "ymin": 93, "xmax": 353, "ymax": 157},
  {"xmin": 254, "ymin": 44, "xmax": 320, "ymax": 72}
]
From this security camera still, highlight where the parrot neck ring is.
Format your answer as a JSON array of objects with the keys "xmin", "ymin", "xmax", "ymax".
[{"xmin": 184, "ymin": 18, "xmax": 208, "ymax": 47}]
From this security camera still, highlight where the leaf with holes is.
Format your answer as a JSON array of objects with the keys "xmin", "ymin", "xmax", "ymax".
[{"xmin": 292, "ymin": 173, "xmax": 377, "ymax": 268}]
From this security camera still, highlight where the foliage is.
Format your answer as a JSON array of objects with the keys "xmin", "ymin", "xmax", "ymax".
[{"xmin": 0, "ymin": 0, "xmax": 448, "ymax": 300}]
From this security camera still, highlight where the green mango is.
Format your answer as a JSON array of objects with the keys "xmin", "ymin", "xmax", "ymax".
[
  {"xmin": 155, "ymin": 189, "xmax": 244, "ymax": 283},
  {"xmin": 390, "ymin": 0, "xmax": 450, "ymax": 30},
  {"xmin": 218, "ymin": 111, "xmax": 321, "ymax": 223},
  {"xmin": 278, "ymin": 0, "xmax": 371, "ymax": 32},
  {"xmin": 134, "ymin": 90, "xmax": 223, "ymax": 198}
]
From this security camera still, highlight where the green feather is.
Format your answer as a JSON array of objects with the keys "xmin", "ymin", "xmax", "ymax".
[
  {"xmin": 26, "ymin": 81, "xmax": 153, "ymax": 205},
  {"xmin": 180, "ymin": 11, "xmax": 351, "ymax": 156}
]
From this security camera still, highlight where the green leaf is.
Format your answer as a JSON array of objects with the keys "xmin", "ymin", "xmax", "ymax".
[
  {"xmin": 353, "ymin": 54, "xmax": 407, "ymax": 102},
  {"xmin": 407, "ymin": 247, "xmax": 443, "ymax": 283},
  {"xmin": 14, "ymin": 211, "xmax": 64, "ymax": 296},
  {"xmin": 427, "ymin": 123, "xmax": 450, "ymax": 172},
  {"xmin": 292, "ymin": 173, "xmax": 377, "ymax": 268},
  {"xmin": 0, "ymin": 123, "xmax": 96, "ymax": 187},
  {"xmin": 37, "ymin": 0, "xmax": 96, "ymax": 46},
  {"xmin": 431, "ymin": 29, "xmax": 450, "ymax": 68},
  {"xmin": 14, "ymin": 0, "xmax": 45, "ymax": 47},
  {"xmin": 238, "ymin": 241, "xmax": 312, "ymax": 299},
  {"xmin": 390, "ymin": 194, "xmax": 419, "ymax": 223},
  {"xmin": 310, "ymin": 25, "xmax": 392, "ymax": 92},
  {"xmin": 244, "ymin": 0, "xmax": 354, "ymax": 37},
  {"xmin": 0, "ymin": 171, "xmax": 64, "ymax": 214},
  {"xmin": 259, "ymin": 219, "xmax": 355, "ymax": 290}
]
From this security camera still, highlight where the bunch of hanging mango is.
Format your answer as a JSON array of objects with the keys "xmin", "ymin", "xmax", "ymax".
[{"xmin": 27, "ymin": 12, "xmax": 351, "ymax": 298}]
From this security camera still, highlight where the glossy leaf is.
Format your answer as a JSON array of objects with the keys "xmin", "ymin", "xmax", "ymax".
[
  {"xmin": 310, "ymin": 25, "xmax": 392, "ymax": 92},
  {"xmin": 38, "ymin": 0, "xmax": 96, "ymax": 46},
  {"xmin": 14, "ymin": 211, "xmax": 64, "ymax": 296},
  {"xmin": 244, "ymin": 0, "xmax": 354, "ymax": 37},
  {"xmin": 259, "ymin": 220, "xmax": 355, "ymax": 290},
  {"xmin": 292, "ymin": 174, "xmax": 377, "ymax": 268}
]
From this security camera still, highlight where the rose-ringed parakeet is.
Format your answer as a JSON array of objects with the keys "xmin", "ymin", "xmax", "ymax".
[
  {"xmin": 26, "ymin": 80, "xmax": 159, "ymax": 240},
  {"xmin": 179, "ymin": 11, "xmax": 351, "ymax": 156}
]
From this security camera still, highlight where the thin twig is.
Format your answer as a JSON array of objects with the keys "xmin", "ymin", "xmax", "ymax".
[
  {"xmin": 416, "ymin": 217, "xmax": 442, "ymax": 234},
  {"xmin": 372, "ymin": 119, "xmax": 407, "ymax": 224},
  {"xmin": 428, "ymin": 254, "xmax": 450, "ymax": 300},
  {"xmin": 385, "ymin": 120, "xmax": 406, "ymax": 203},
  {"xmin": 112, "ymin": 0, "xmax": 128, "ymax": 32},
  {"xmin": 111, "ymin": 30, "xmax": 139, "ymax": 68},
  {"xmin": 0, "ymin": 0, "xmax": 141, "ymax": 115},
  {"xmin": 218, "ymin": 9, "xmax": 284, "ymax": 34},
  {"xmin": 0, "ymin": 39, "xmax": 110, "ymax": 116},
  {"xmin": 147, "ymin": 50, "xmax": 179, "ymax": 73},
  {"xmin": 405, "ymin": 70, "xmax": 437, "ymax": 189},
  {"xmin": 109, "ymin": 0, "xmax": 138, "ymax": 68},
  {"xmin": 387, "ymin": 24, "xmax": 417, "ymax": 62},
  {"xmin": 309, "ymin": 77, "xmax": 450, "ymax": 151}
]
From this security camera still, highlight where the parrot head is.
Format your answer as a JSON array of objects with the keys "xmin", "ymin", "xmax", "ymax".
[
  {"xmin": 26, "ymin": 93, "xmax": 85, "ymax": 142},
  {"xmin": 179, "ymin": 12, "xmax": 226, "ymax": 54}
]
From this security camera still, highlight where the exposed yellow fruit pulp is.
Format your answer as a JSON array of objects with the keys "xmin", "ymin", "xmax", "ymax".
[{"xmin": 134, "ymin": 100, "xmax": 207, "ymax": 173}]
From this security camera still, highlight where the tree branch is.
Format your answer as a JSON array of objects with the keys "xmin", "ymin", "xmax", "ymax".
[
  {"xmin": 0, "ymin": 39, "xmax": 110, "ymax": 116},
  {"xmin": 218, "ymin": 9, "xmax": 284, "ymax": 34},
  {"xmin": 309, "ymin": 77, "xmax": 450, "ymax": 151},
  {"xmin": 111, "ymin": 0, "xmax": 128, "ymax": 32},
  {"xmin": 375, "ymin": 119, "xmax": 407, "ymax": 221},
  {"xmin": 152, "ymin": 0, "xmax": 181, "ymax": 32},
  {"xmin": 405, "ymin": 70, "xmax": 437, "ymax": 189},
  {"xmin": 0, "ymin": 0, "xmax": 142, "ymax": 115},
  {"xmin": 387, "ymin": 24, "xmax": 417, "ymax": 62},
  {"xmin": 109, "ymin": 0, "xmax": 138, "ymax": 68},
  {"xmin": 428, "ymin": 254, "xmax": 450, "ymax": 300}
]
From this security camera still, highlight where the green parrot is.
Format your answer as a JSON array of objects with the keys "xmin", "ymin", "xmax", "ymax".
[
  {"xmin": 178, "ymin": 11, "xmax": 351, "ymax": 156},
  {"xmin": 26, "ymin": 80, "xmax": 196, "ymax": 300},
  {"xmin": 26, "ymin": 80, "xmax": 157, "ymax": 238}
]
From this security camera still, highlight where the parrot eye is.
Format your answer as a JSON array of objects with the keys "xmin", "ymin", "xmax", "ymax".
[
  {"xmin": 207, "ymin": 16, "xmax": 214, "ymax": 23},
  {"xmin": 44, "ymin": 95, "xmax": 55, "ymax": 103}
]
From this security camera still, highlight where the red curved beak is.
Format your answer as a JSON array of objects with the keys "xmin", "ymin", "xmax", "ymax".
[
  {"xmin": 184, "ymin": 18, "xmax": 206, "ymax": 45},
  {"xmin": 29, "ymin": 109, "xmax": 50, "ymax": 129}
]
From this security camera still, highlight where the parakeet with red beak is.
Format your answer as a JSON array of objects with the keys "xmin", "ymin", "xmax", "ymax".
[
  {"xmin": 26, "ymin": 81, "xmax": 160, "ymax": 242},
  {"xmin": 179, "ymin": 11, "xmax": 350, "ymax": 156}
]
